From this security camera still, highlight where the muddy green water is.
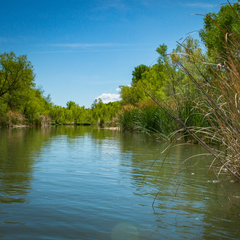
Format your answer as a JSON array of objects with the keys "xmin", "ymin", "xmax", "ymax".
[{"xmin": 0, "ymin": 126, "xmax": 239, "ymax": 239}]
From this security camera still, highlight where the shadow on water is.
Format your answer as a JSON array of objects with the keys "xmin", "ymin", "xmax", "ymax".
[{"xmin": 0, "ymin": 127, "xmax": 53, "ymax": 204}]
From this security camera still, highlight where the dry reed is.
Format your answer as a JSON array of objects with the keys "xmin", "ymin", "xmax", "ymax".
[{"xmin": 158, "ymin": 2, "xmax": 240, "ymax": 180}]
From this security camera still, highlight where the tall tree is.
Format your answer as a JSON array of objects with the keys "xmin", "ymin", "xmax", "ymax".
[
  {"xmin": 132, "ymin": 64, "xmax": 149, "ymax": 85},
  {"xmin": 120, "ymin": 84, "xmax": 145, "ymax": 106},
  {"xmin": 156, "ymin": 44, "xmax": 185, "ymax": 98},
  {"xmin": 66, "ymin": 101, "xmax": 77, "ymax": 110},
  {"xmin": 199, "ymin": 1, "xmax": 240, "ymax": 59},
  {"xmin": 0, "ymin": 52, "xmax": 35, "ymax": 98}
]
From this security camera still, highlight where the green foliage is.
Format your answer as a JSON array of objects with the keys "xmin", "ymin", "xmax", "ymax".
[
  {"xmin": 156, "ymin": 44, "xmax": 186, "ymax": 98},
  {"xmin": 118, "ymin": 105, "xmax": 139, "ymax": 132},
  {"xmin": 48, "ymin": 98, "xmax": 121, "ymax": 126},
  {"xmin": 156, "ymin": 43, "xmax": 167, "ymax": 56},
  {"xmin": 23, "ymin": 87, "xmax": 51, "ymax": 121},
  {"xmin": 119, "ymin": 37, "xmax": 213, "ymax": 139},
  {"xmin": 49, "ymin": 105, "xmax": 65, "ymax": 124},
  {"xmin": 66, "ymin": 101, "xmax": 77, "ymax": 110},
  {"xmin": 132, "ymin": 64, "xmax": 149, "ymax": 84},
  {"xmin": 199, "ymin": 1, "xmax": 240, "ymax": 59},
  {"xmin": 0, "ymin": 52, "xmax": 35, "ymax": 98},
  {"xmin": 0, "ymin": 99, "xmax": 8, "ymax": 126},
  {"xmin": 72, "ymin": 105, "xmax": 85, "ymax": 123},
  {"xmin": 120, "ymin": 84, "xmax": 146, "ymax": 106},
  {"xmin": 91, "ymin": 98, "xmax": 121, "ymax": 124},
  {"xmin": 120, "ymin": 43, "xmax": 188, "ymax": 109},
  {"xmin": 119, "ymin": 101, "xmax": 177, "ymax": 136},
  {"xmin": 0, "ymin": 52, "xmax": 53, "ymax": 126},
  {"xmin": 141, "ymin": 64, "xmax": 167, "ymax": 99}
]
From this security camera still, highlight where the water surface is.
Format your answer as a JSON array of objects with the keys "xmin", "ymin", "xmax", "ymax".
[{"xmin": 0, "ymin": 126, "xmax": 239, "ymax": 239}]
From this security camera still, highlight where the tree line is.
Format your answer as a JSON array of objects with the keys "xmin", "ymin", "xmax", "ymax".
[{"xmin": 0, "ymin": 51, "xmax": 122, "ymax": 126}]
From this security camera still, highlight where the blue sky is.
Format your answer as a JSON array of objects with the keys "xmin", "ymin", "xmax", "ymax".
[{"xmin": 0, "ymin": 0, "xmax": 225, "ymax": 108}]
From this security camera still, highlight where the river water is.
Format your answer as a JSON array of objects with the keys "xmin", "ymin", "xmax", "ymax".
[{"xmin": 0, "ymin": 126, "xmax": 239, "ymax": 240}]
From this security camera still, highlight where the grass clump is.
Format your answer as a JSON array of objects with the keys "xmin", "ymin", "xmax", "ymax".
[{"xmin": 119, "ymin": 100, "xmax": 180, "ymax": 137}]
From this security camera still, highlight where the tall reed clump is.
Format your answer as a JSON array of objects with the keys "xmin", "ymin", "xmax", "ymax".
[
  {"xmin": 170, "ymin": 98, "xmax": 212, "ymax": 142},
  {"xmin": 171, "ymin": 12, "xmax": 240, "ymax": 180},
  {"xmin": 118, "ymin": 104, "xmax": 139, "ymax": 132},
  {"xmin": 118, "ymin": 96, "xmax": 209, "ymax": 139},
  {"xmin": 138, "ymin": 100, "xmax": 180, "ymax": 136},
  {"xmin": 118, "ymin": 100, "xmax": 178, "ymax": 136}
]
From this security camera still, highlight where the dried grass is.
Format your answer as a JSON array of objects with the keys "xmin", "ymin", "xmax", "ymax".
[{"xmin": 168, "ymin": 2, "xmax": 240, "ymax": 180}]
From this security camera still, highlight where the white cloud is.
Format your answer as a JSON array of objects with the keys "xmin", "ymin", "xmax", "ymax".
[
  {"xmin": 32, "ymin": 43, "xmax": 151, "ymax": 54},
  {"xmin": 116, "ymin": 87, "xmax": 121, "ymax": 92},
  {"xmin": 96, "ymin": 93, "xmax": 121, "ymax": 103},
  {"xmin": 0, "ymin": 37, "xmax": 8, "ymax": 43},
  {"xmin": 94, "ymin": 0, "xmax": 127, "ymax": 11},
  {"xmin": 49, "ymin": 43, "xmax": 130, "ymax": 48},
  {"xmin": 181, "ymin": 3, "xmax": 215, "ymax": 8},
  {"xmin": 0, "ymin": 37, "xmax": 17, "ymax": 43}
]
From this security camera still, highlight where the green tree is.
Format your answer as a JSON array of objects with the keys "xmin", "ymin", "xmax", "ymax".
[
  {"xmin": 132, "ymin": 64, "xmax": 149, "ymax": 85},
  {"xmin": 156, "ymin": 44, "xmax": 185, "ymax": 98},
  {"xmin": 66, "ymin": 101, "xmax": 77, "ymax": 110},
  {"xmin": 0, "ymin": 52, "xmax": 35, "ymax": 98},
  {"xmin": 120, "ymin": 84, "xmax": 145, "ymax": 106},
  {"xmin": 22, "ymin": 88, "xmax": 45, "ymax": 121},
  {"xmin": 72, "ymin": 105, "xmax": 85, "ymax": 123},
  {"xmin": 172, "ymin": 37, "xmax": 208, "ymax": 95},
  {"xmin": 141, "ymin": 63, "xmax": 167, "ymax": 99},
  {"xmin": 49, "ymin": 105, "xmax": 65, "ymax": 124},
  {"xmin": 64, "ymin": 108, "xmax": 74, "ymax": 122},
  {"xmin": 199, "ymin": 1, "xmax": 240, "ymax": 59}
]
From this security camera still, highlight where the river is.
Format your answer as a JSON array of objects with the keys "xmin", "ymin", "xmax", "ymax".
[{"xmin": 0, "ymin": 126, "xmax": 239, "ymax": 239}]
